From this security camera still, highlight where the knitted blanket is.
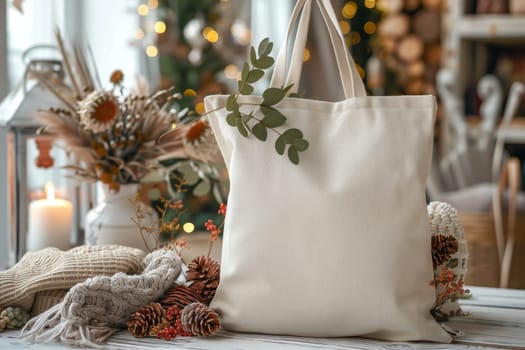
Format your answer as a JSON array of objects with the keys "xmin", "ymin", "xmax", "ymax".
[
  {"xmin": 20, "ymin": 249, "xmax": 182, "ymax": 347},
  {"xmin": 0, "ymin": 245, "xmax": 146, "ymax": 312}
]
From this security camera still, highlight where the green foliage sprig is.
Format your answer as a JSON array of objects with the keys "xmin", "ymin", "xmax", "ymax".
[{"xmin": 223, "ymin": 38, "xmax": 309, "ymax": 165}]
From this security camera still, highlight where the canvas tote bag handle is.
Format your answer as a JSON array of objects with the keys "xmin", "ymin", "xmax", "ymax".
[{"xmin": 270, "ymin": 0, "xmax": 367, "ymax": 99}]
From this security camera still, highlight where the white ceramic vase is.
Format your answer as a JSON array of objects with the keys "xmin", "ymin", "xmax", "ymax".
[{"xmin": 85, "ymin": 183, "xmax": 158, "ymax": 251}]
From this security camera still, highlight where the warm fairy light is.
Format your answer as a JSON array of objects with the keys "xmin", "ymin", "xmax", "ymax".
[
  {"xmin": 203, "ymin": 27, "xmax": 219, "ymax": 43},
  {"xmin": 364, "ymin": 0, "xmax": 376, "ymax": 8},
  {"xmin": 183, "ymin": 222, "xmax": 195, "ymax": 233},
  {"xmin": 137, "ymin": 4, "xmax": 149, "ymax": 16},
  {"xmin": 339, "ymin": 21, "xmax": 350, "ymax": 35},
  {"xmin": 195, "ymin": 102, "xmax": 205, "ymax": 115},
  {"xmin": 224, "ymin": 64, "xmax": 239, "ymax": 79},
  {"xmin": 342, "ymin": 2, "xmax": 357, "ymax": 19},
  {"xmin": 303, "ymin": 48, "xmax": 311, "ymax": 62},
  {"xmin": 135, "ymin": 28, "xmax": 145, "ymax": 40},
  {"xmin": 184, "ymin": 88, "xmax": 197, "ymax": 97},
  {"xmin": 145, "ymin": 45, "xmax": 158, "ymax": 57},
  {"xmin": 154, "ymin": 21, "xmax": 167, "ymax": 34},
  {"xmin": 171, "ymin": 122, "xmax": 177, "ymax": 130},
  {"xmin": 376, "ymin": 0, "xmax": 388, "ymax": 11},
  {"xmin": 147, "ymin": 0, "xmax": 158, "ymax": 9},
  {"xmin": 364, "ymin": 21, "xmax": 377, "ymax": 35},
  {"xmin": 45, "ymin": 182, "xmax": 55, "ymax": 200}
]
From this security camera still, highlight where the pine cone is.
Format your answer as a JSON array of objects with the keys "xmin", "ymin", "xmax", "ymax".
[
  {"xmin": 431, "ymin": 234, "xmax": 459, "ymax": 268},
  {"xmin": 186, "ymin": 256, "xmax": 220, "ymax": 305},
  {"xmin": 181, "ymin": 302, "xmax": 221, "ymax": 337},
  {"xmin": 159, "ymin": 284, "xmax": 203, "ymax": 309},
  {"xmin": 128, "ymin": 302, "xmax": 166, "ymax": 338}
]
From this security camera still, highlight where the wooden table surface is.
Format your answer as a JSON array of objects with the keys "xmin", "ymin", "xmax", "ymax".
[{"xmin": 1, "ymin": 286, "xmax": 524, "ymax": 349}]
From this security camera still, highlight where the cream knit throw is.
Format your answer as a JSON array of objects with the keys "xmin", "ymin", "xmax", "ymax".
[
  {"xmin": 20, "ymin": 249, "xmax": 182, "ymax": 347},
  {"xmin": 0, "ymin": 245, "xmax": 146, "ymax": 312},
  {"xmin": 31, "ymin": 290, "xmax": 68, "ymax": 317}
]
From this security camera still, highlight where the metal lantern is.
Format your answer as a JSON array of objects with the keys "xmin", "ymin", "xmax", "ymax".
[{"xmin": 0, "ymin": 57, "xmax": 88, "ymax": 265}]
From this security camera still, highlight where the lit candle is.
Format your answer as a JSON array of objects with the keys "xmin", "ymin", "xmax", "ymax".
[{"xmin": 27, "ymin": 182, "xmax": 73, "ymax": 251}]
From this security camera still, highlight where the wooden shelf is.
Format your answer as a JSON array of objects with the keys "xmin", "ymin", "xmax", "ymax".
[{"xmin": 456, "ymin": 15, "xmax": 525, "ymax": 41}]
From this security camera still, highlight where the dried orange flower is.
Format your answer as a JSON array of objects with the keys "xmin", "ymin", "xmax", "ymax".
[
  {"xmin": 183, "ymin": 121, "xmax": 221, "ymax": 163},
  {"xmin": 78, "ymin": 91, "xmax": 120, "ymax": 132},
  {"xmin": 186, "ymin": 120, "xmax": 207, "ymax": 143},
  {"xmin": 110, "ymin": 69, "xmax": 124, "ymax": 85}
]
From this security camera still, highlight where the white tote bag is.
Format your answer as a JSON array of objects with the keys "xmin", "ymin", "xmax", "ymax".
[{"xmin": 206, "ymin": 0, "xmax": 451, "ymax": 342}]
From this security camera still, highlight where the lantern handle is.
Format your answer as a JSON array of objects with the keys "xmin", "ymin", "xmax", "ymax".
[
  {"xmin": 22, "ymin": 45, "xmax": 64, "ymax": 94},
  {"xmin": 22, "ymin": 45, "xmax": 60, "ymax": 65}
]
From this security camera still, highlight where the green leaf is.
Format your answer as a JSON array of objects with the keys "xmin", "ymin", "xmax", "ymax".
[
  {"xmin": 283, "ymin": 84, "xmax": 294, "ymax": 94},
  {"xmin": 282, "ymin": 128, "xmax": 303, "ymax": 141},
  {"xmin": 250, "ymin": 46, "xmax": 257, "ymax": 65},
  {"xmin": 252, "ymin": 122, "xmax": 268, "ymax": 141},
  {"xmin": 288, "ymin": 147, "xmax": 299, "ymax": 164},
  {"xmin": 178, "ymin": 162, "xmax": 199, "ymax": 185},
  {"xmin": 241, "ymin": 114, "xmax": 253, "ymax": 124},
  {"xmin": 237, "ymin": 121, "xmax": 249, "ymax": 137},
  {"xmin": 293, "ymin": 138, "xmax": 309, "ymax": 152},
  {"xmin": 246, "ymin": 69, "xmax": 264, "ymax": 83},
  {"xmin": 226, "ymin": 113, "xmax": 238, "ymax": 126},
  {"xmin": 258, "ymin": 38, "xmax": 273, "ymax": 57},
  {"xmin": 193, "ymin": 180, "xmax": 211, "ymax": 196},
  {"xmin": 241, "ymin": 62, "xmax": 249, "ymax": 81},
  {"xmin": 254, "ymin": 56, "xmax": 275, "ymax": 69},
  {"xmin": 262, "ymin": 88, "xmax": 285, "ymax": 106},
  {"xmin": 261, "ymin": 106, "xmax": 286, "ymax": 127},
  {"xmin": 226, "ymin": 94, "xmax": 237, "ymax": 111},
  {"xmin": 238, "ymin": 81, "xmax": 254, "ymax": 95},
  {"xmin": 275, "ymin": 135, "xmax": 286, "ymax": 155}
]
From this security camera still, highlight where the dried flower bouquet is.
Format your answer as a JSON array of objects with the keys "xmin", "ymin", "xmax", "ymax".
[{"xmin": 33, "ymin": 31, "xmax": 187, "ymax": 192}]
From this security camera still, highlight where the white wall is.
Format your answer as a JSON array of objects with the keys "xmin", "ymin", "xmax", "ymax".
[
  {"xmin": 76, "ymin": 0, "xmax": 143, "ymax": 91},
  {"xmin": 6, "ymin": 0, "xmax": 143, "ymax": 93},
  {"xmin": 0, "ymin": 0, "xmax": 144, "ymax": 266},
  {"xmin": 0, "ymin": 0, "xmax": 7, "ymax": 100},
  {"xmin": 250, "ymin": 0, "xmax": 292, "ymax": 93},
  {"xmin": 0, "ymin": 0, "xmax": 9, "ymax": 268}
]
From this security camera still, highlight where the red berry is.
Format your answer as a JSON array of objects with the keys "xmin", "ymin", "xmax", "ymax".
[{"xmin": 218, "ymin": 203, "xmax": 227, "ymax": 215}]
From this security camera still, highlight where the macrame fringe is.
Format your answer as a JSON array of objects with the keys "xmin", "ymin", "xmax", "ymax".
[{"xmin": 20, "ymin": 302, "xmax": 115, "ymax": 348}]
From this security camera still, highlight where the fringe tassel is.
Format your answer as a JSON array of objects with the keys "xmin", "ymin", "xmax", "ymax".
[
  {"xmin": 19, "ymin": 303, "xmax": 117, "ymax": 348},
  {"xmin": 20, "ymin": 303, "xmax": 62, "ymax": 341}
]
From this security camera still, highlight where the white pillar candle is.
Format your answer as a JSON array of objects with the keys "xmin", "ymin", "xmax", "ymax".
[{"xmin": 27, "ymin": 183, "xmax": 73, "ymax": 251}]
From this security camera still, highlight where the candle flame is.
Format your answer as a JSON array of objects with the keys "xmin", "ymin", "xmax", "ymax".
[{"xmin": 45, "ymin": 182, "xmax": 55, "ymax": 200}]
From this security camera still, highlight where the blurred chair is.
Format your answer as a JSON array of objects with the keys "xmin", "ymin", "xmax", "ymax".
[
  {"xmin": 492, "ymin": 82, "xmax": 525, "ymax": 288},
  {"xmin": 429, "ymin": 77, "xmax": 525, "ymax": 288},
  {"xmin": 436, "ymin": 70, "xmax": 503, "ymax": 190}
]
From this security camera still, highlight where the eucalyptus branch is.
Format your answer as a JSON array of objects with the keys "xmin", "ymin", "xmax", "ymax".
[{"xmin": 221, "ymin": 38, "xmax": 310, "ymax": 165}]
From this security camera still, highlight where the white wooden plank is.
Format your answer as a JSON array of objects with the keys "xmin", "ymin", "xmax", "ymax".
[
  {"xmin": 0, "ymin": 328, "xmax": 516, "ymax": 350},
  {"xmin": 1, "ymin": 287, "xmax": 524, "ymax": 349},
  {"xmin": 463, "ymin": 287, "xmax": 525, "ymax": 309}
]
